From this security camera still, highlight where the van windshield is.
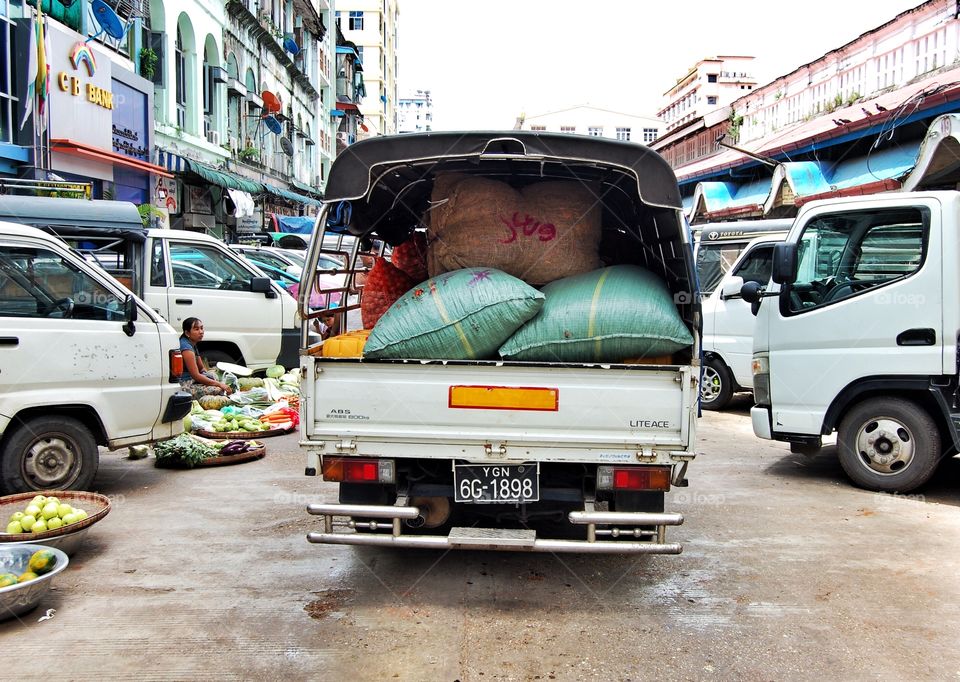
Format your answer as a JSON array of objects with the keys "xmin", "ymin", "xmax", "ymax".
[{"xmin": 696, "ymin": 242, "xmax": 746, "ymax": 294}]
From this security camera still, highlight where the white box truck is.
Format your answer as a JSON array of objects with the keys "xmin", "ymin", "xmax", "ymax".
[
  {"xmin": 297, "ymin": 132, "xmax": 700, "ymax": 553},
  {"xmin": 744, "ymin": 191, "xmax": 960, "ymax": 491}
]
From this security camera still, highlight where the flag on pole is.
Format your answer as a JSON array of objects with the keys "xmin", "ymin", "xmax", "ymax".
[
  {"xmin": 18, "ymin": 6, "xmax": 37, "ymax": 131},
  {"xmin": 35, "ymin": 1, "xmax": 49, "ymax": 127},
  {"xmin": 18, "ymin": 1, "xmax": 49, "ymax": 132}
]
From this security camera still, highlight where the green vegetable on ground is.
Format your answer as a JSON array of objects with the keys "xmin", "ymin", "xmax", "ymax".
[{"xmin": 154, "ymin": 433, "xmax": 219, "ymax": 468}]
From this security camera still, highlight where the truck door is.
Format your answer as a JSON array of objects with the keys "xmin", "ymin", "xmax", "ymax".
[
  {"xmin": 769, "ymin": 202, "xmax": 941, "ymax": 433},
  {"xmin": 713, "ymin": 243, "xmax": 776, "ymax": 387},
  {"xmin": 0, "ymin": 237, "xmax": 163, "ymax": 439},
  {"xmin": 164, "ymin": 239, "xmax": 284, "ymax": 367}
]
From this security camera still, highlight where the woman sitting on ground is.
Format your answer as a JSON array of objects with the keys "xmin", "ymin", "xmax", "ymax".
[{"xmin": 179, "ymin": 317, "xmax": 233, "ymax": 399}]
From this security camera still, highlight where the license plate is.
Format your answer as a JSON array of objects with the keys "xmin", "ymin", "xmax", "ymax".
[{"xmin": 454, "ymin": 463, "xmax": 539, "ymax": 504}]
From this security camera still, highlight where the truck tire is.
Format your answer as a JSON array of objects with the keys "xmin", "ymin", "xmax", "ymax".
[
  {"xmin": 837, "ymin": 397, "xmax": 941, "ymax": 493},
  {"xmin": 701, "ymin": 357, "xmax": 734, "ymax": 411},
  {"xmin": 0, "ymin": 416, "xmax": 99, "ymax": 494}
]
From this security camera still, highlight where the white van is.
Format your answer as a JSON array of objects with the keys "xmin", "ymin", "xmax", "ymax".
[
  {"xmin": 0, "ymin": 196, "xmax": 305, "ymax": 370},
  {"xmin": 693, "ymin": 219, "xmax": 793, "ymax": 295},
  {"xmin": 0, "ymin": 224, "xmax": 189, "ymax": 493},
  {"xmin": 700, "ymin": 234, "xmax": 786, "ymax": 410}
]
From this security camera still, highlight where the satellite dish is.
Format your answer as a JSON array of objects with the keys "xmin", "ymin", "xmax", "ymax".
[
  {"xmin": 283, "ymin": 36, "xmax": 300, "ymax": 56},
  {"xmin": 87, "ymin": 0, "xmax": 127, "ymax": 42},
  {"xmin": 263, "ymin": 115, "xmax": 282, "ymax": 135},
  {"xmin": 261, "ymin": 90, "xmax": 282, "ymax": 113},
  {"xmin": 280, "ymin": 137, "xmax": 294, "ymax": 156}
]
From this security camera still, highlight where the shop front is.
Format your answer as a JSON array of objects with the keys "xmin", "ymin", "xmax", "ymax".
[{"xmin": 39, "ymin": 20, "xmax": 168, "ymax": 201}]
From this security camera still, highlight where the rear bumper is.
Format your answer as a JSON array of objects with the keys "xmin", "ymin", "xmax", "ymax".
[
  {"xmin": 306, "ymin": 501, "xmax": 684, "ymax": 554},
  {"xmin": 751, "ymin": 405, "xmax": 772, "ymax": 439},
  {"xmin": 161, "ymin": 390, "xmax": 193, "ymax": 423}
]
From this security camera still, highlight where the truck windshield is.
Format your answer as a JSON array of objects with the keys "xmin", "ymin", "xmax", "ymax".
[{"xmin": 788, "ymin": 207, "xmax": 927, "ymax": 312}]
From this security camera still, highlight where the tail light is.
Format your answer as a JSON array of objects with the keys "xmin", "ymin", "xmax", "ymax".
[
  {"xmin": 169, "ymin": 350, "xmax": 183, "ymax": 382},
  {"xmin": 322, "ymin": 457, "xmax": 395, "ymax": 483},
  {"xmin": 596, "ymin": 465, "xmax": 671, "ymax": 491}
]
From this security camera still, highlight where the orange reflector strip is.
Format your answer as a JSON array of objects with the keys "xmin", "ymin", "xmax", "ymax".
[{"xmin": 449, "ymin": 385, "xmax": 559, "ymax": 411}]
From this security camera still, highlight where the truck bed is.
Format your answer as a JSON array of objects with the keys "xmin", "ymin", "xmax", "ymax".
[{"xmin": 301, "ymin": 357, "xmax": 696, "ymax": 465}]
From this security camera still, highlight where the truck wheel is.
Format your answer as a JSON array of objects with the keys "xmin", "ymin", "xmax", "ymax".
[
  {"xmin": 837, "ymin": 398, "xmax": 941, "ymax": 493},
  {"xmin": 701, "ymin": 357, "xmax": 734, "ymax": 411},
  {"xmin": 0, "ymin": 416, "xmax": 99, "ymax": 494}
]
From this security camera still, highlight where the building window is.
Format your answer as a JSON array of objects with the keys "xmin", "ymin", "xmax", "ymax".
[
  {"xmin": 175, "ymin": 27, "xmax": 186, "ymax": 129},
  {"xmin": 349, "ymin": 11, "xmax": 363, "ymax": 31},
  {"xmin": 588, "ymin": 126, "xmax": 602, "ymax": 137},
  {"xmin": 0, "ymin": 1, "xmax": 20, "ymax": 143},
  {"xmin": 707, "ymin": 96, "xmax": 718, "ymax": 105},
  {"xmin": 560, "ymin": 126, "xmax": 575, "ymax": 133},
  {"xmin": 707, "ymin": 73, "xmax": 718, "ymax": 83},
  {"xmin": 643, "ymin": 128, "xmax": 658, "ymax": 143},
  {"xmin": 616, "ymin": 127, "xmax": 631, "ymax": 141},
  {"xmin": 530, "ymin": 125, "xmax": 546, "ymax": 131}
]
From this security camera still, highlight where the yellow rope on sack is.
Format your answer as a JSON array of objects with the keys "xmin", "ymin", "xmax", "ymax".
[
  {"xmin": 429, "ymin": 281, "xmax": 475, "ymax": 359},
  {"xmin": 588, "ymin": 269, "xmax": 612, "ymax": 360}
]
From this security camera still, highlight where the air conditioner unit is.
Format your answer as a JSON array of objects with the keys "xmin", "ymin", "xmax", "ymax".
[{"xmin": 206, "ymin": 130, "xmax": 220, "ymax": 146}]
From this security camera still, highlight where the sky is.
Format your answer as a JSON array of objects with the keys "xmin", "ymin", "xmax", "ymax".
[{"xmin": 397, "ymin": 0, "xmax": 928, "ymax": 130}]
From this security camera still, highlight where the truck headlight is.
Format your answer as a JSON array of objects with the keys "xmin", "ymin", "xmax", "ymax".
[{"xmin": 752, "ymin": 355, "xmax": 770, "ymax": 406}]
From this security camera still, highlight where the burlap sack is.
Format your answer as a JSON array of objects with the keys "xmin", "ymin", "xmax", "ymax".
[{"xmin": 426, "ymin": 173, "xmax": 602, "ymax": 286}]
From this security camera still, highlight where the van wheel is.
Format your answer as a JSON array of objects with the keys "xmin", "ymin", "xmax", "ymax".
[
  {"xmin": 837, "ymin": 398, "xmax": 941, "ymax": 493},
  {"xmin": 200, "ymin": 349, "xmax": 239, "ymax": 369},
  {"xmin": 0, "ymin": 416, "xmax": 99, "ymax": 494},
  {"xmin": 701, "ymin": 357, "xmax": 734, "ymax": 411}
]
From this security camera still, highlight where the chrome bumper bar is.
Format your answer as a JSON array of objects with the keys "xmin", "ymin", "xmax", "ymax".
[{"xmin": 306, "ymin": 502, "xmax": 684, "ymax": 554}]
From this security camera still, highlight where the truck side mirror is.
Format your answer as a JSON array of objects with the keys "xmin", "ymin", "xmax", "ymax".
[
  {"xmin": 720, "ymin": 275, "xmax": 745, "ymax": 300},
  {"xmin": 122, "ymin": 294, "xmax": 137, "ymax": 337},
  {"xmin": 771, "ymin": 243, "xmax": 798, "ymax": 284},
  {"xmin": 740, "ymin": 281, "xmax": 763, "ymax": 304},
  {"xmin": 250, "ymin": 277, "xmax": 278, "ymax": 299}
]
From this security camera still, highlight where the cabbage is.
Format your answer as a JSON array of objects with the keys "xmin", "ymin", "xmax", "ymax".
[{"xmin": 266, "ymin": 365, "xmax": 286, "ymax": 378}]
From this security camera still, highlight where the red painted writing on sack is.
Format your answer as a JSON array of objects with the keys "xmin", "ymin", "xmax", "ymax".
[{"xmin": 498, "ymin": 212, "xmax": 557, "ymax": 244}]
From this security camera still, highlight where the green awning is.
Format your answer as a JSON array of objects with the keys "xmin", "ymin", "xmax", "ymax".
[
  {"xmin": 263, "ymin": 183, "xmax": 321, "ymax": 206},
  {"xmin": 185, "ymin": 159, "xmax": 265, "ymax": 194},
  {"xmin": 290, "ymin": 179, "xmax": 323, "ymax": 198}
]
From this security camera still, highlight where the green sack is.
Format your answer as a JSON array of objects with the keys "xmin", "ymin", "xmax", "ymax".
[
  {"xmin": 499, "ymin": 265, "xmax": 693, "ymax": 362},
  {"xmin": 364, "ymin": 268, "xmax": 545, "ymax": 360}
]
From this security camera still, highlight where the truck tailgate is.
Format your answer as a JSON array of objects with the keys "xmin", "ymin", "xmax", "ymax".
[{"xmin": 303, "ymin": 360, "xmax": 694, "ymax": 462}]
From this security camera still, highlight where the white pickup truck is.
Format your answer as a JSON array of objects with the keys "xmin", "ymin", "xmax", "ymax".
[
  {"xmin": 744, "ymin": 191, "xmax": 960, "ymax": 492},
  {"xmin": 0, "ymin": 224, "xmax": 190, "ymax": 493},
  {"xmin": 297, "ymin": 132, "xmax": 700, "ymax": 553},
  {"xmin": 0, "ymin": 196, "xmax": 304, "ymax": 370}
]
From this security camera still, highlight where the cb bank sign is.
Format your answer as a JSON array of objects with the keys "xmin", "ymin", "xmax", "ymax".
[{"xmin": 57, "ymin": 42, "xmax": 113, "ymax": 109}]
